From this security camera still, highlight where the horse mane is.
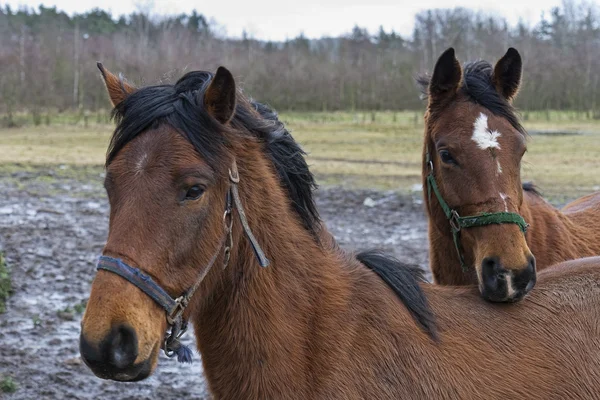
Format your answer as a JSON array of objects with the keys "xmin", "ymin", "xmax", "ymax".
[
  {"xmin": 417, "ymin": 60, "xmax": 526, "ymax": 135},
  {"xmin": 356, "ymin": 250, "xmax": 438, "ymax": 340},
  {"xmin": 232, "ymin": 101, "xmax": 321, "ymax": 237},
  {"xmin": 108, "ymin": 70, "xmax": 320, "ymax": 238},
  {"xmin": 522, "ymin": 181, "xmax": 543, "ymax": 197}
]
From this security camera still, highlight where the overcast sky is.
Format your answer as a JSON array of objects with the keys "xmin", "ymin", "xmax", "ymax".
[{"xmin": 3, "ymin": 0, "xmax": 565, "ymax": 40}]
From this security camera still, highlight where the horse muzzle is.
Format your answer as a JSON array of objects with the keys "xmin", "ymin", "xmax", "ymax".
[
  {"xmin": 480, "ymin": 255, "xmax": 536, "ymax": 302},
  {"xmin": 79, "ymin": 324, "xmax": 156, "ymax": 382}
]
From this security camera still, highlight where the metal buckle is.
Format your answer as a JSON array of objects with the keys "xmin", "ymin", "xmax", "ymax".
[
  {"xmin": 166, "ymin": 296, "xmax": 187, "ymax": 326},
  {"xmin": 449, "ymin": 210, "xmax": 461, "ymax": 232}
]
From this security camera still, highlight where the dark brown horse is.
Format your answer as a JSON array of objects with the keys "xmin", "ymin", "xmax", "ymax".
[
  {"xmin": 80, "ymin": 65, "xmax": 600, "ymax": 398},
  {"xmin": 418, "ymin": 47, "xmax": 600, "ymax": 302}
]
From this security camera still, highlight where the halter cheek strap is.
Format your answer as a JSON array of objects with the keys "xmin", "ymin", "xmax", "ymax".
[
  {"xmin": 425, "ymin": 150, "xmax": 529, "ymax": 271},
  {"xmin": 228, "ymin": 164, "xmax": 270, "ymax": 268},
  {"xmin": 96, "ymin": 159, "xmax": 269, "ymax": 363}
]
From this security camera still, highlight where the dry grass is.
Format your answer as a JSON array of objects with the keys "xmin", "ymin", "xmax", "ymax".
[
  {"xmin": 1, "ymin": 111, "xmax": 598, "ymax": 200},
  {"xmin": 284, "ymin": 112, "xmax": 600, "ymax": 201},
  {"xmin": 0, "ymin": 125, "xmax": 110, "ymax": 165}
]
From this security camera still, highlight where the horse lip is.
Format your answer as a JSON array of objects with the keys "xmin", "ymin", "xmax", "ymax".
[
  {"xmin": 483, "ymin": 287, "xmax": 528, "ymax": 303},
  {"xmin": 113, "ymin": 372, "xmax": 139, "ymax": 381},
  {"xmin": 506, "ymin": 292, "xmax": 527, "ymax": 303},
  {"xmin": 85, "ymin": 359, "xmax": 152, "ymax": 382},
  {"xmin": 100, "ymin": 356, "xmax": 154, "ymax": 382}
]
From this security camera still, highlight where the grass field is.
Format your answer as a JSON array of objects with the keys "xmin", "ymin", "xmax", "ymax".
[
  {"xmin": 1, "ymin": 111, "xmax": 599, "ymax": 201},
  {"xmin": 0, "ymin": 252, "xmax": 12, "ymax": 314}
]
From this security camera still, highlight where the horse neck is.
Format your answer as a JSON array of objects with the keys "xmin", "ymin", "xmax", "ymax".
[
  {"xmin": 520, "ymin": 191, "xmax": 594, "ymax": 269},
  {"xmin": 190, "ymin": 149, "xmax": 338, "ymax": 398}
]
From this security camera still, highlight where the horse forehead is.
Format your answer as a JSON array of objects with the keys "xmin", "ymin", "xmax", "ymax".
[
  {"xmin": 138, "ymin": 126, "xmax": 194, "ymax": 154},
  {"xmin": 471, "ymin": 112, "xmax": 502, "ymax": 150},
  {"xmin": 118, "ymin": 127, "xmax": 201, "ymax": 171}
]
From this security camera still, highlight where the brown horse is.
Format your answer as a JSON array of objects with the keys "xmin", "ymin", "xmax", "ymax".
[
  {"xmin": 418, "ymin": 47, "xmax": 600, "ymax": 302},
  {"xmin": 79, "ymin": 64, "xmax": 600, "ymax": 399}
]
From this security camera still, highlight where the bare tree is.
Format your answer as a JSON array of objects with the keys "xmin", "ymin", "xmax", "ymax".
[{"xmin": 1, "ymin": 2, "xmax": 600, "ymax": 119}]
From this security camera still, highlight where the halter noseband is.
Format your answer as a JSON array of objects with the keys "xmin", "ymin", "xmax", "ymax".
[
  {"xmin": 425, "ymin": 150, "xmax": 528, "ymax": 272},
  {"xmin": 96, "ymin": 159, "xmax": 269, "ymax": 363}
]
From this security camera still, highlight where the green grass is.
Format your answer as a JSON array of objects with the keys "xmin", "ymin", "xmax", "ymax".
[
  {"xmin": 0, "ymin": 253, "xmax": 12, "ymax": 314},
  {"xmin": 1, "ymin": 110, "xmax": 599, "ymax": 199},
  {"xmin": 73, "ymin": 299, "xmax": 87, "ymax": 314},
  {"xmin": 56, "ymin": 301, "xmax": 87, "ymax": 321},
  {"xmin": 0, "ymin": 375, "xmax": 18, "ymax": 393},
  {"xmin": 32, "ymin": 314, "xmax": 42, "ymax": 327}
]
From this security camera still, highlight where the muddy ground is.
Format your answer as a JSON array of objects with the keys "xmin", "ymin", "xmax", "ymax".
[{"xmin": 0, "ymin": 165, "xmax": 429, "ymax": 400}]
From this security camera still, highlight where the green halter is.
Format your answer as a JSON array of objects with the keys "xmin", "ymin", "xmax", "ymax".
[{"xmin": 425, "ymin": 151, "xmax": 529, "ymax": 271}]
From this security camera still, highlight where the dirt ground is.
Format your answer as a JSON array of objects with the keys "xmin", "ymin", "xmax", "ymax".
[{"xmin": 0, "ymin": 166, "xmax": 429, "ymax": 400}]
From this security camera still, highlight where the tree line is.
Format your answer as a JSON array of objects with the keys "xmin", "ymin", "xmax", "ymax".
[{"xmin": 1, "ymin": 1, "xmax": 600, "ymax": 122}]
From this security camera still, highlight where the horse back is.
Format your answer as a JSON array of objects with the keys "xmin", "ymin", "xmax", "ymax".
[
  {"xmin": 414, "ymin": 257, "xmax": 600, "ymax": 398},
  {"xmin": 562, "ymin": 191, "xmax": 600, "ymax": 215}
]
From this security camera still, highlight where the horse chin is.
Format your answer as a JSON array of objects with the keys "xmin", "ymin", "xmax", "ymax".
[
  {"xmin": 111, "ymin": 362, "xmax": 153, "ymax": 382},
  {"xmin": 482, "ymin": 291, "xmax": 527, "ymax": 303},
  {"xmin": 479, "ymin": 284, "xmax": 529, "ymax": 303}
]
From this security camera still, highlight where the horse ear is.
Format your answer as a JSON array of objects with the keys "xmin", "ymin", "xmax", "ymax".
[
  {"xmin": 204, "ymin": 66, "xmax": 236, "ymax": 124},
  {"xmin": 428, "ymin": 48, "xmax": 462, "ymax": 105},
  {"xmin": 492, "ymin": 48, "xmax": 522, "ymax": 102},
  {"xmin": 97, "ymin": 63, "xmax": 136, "ymax": 107}
]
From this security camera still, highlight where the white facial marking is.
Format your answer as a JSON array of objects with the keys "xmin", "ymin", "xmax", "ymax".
[
  {"xmin": 505, "ymin": 272, "xmax": 516, "ymax": 298},
  {"xmin": 499, "ymin": 192, "xmax": 509, "ymax": 212},
  {"xmin": 497, "ymin": 160, "xmax": 503, "ymax": 175},
  {"xmin": 135, "ymin": 152, "xmax": 148, "ymax": 174},
  {"xmin": 476, "ymin": 267, "xmax": 484, "ymax": 294},
  {"xmin": 472, "ymin": 113, "xmax": 501, "ymax": 150}
]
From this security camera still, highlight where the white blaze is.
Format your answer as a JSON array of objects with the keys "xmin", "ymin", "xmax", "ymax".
[
  {"xmin": 505, "ymin": 272, "xmax": 516, "ymax": 298},
  {"xmin": 499, "ymin": 192, "xmax": 509, "ymax": 212},
  {"xmin": 472, "ymin": 113, "xmax": 501, "ymax": 150},
  {"xmin": 497, "ymin": 160, "xmax": 503, "ymax": 175}
]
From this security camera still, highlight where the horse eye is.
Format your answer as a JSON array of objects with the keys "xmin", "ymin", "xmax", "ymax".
[
  {"xmin": 185, "ymin": 185, "xmax": 204, "ymax": 200},
  {"xmin": 439, "ymin": 150, "xmax": 456, "ymax": 165}
]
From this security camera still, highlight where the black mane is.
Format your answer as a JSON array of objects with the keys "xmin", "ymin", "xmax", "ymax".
[
  {"xmin": 522, "ymin": 181, "xmax": 542, "ymax": 197},
  {"xmin": 233, "ymin": 101, "xmax": 321, "ymax": 236},
  {"xmin": 356, "ymin": 250, "xmax": 437, "ymax": 340},
  {"xmin": 108, "ymin": 70, "xmax": 320, "ymax": 238},
  {"xmin": 109, "ymin": 71, "xmax": 225, "ymax": 166},
  {"xmin": 418, "ymin": 60, "xmax": 525, "ymax": 134}
]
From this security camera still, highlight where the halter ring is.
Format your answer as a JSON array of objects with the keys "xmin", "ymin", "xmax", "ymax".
[{"xmin": 449, "ymin": 210, "xmax": 461, "ymax": 232}]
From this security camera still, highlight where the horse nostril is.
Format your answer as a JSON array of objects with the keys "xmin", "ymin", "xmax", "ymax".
[
  {"xmin": 80, "ymin": 333, "xmax": 101, "ymax": 367},
  {"xmin": 528, "ymin": 255, "xmax": 536, "ymax": 275},
  {"xmin": 514, "ymin": 255, "xmax": 537, "ymax": 293},
  {"xmin": 481, "ymin": 256, "xmax": 501, "ymax": 291},
  {"xmin": 109, "ymin": 324, "xmax": 138, "ymax": 369}
]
